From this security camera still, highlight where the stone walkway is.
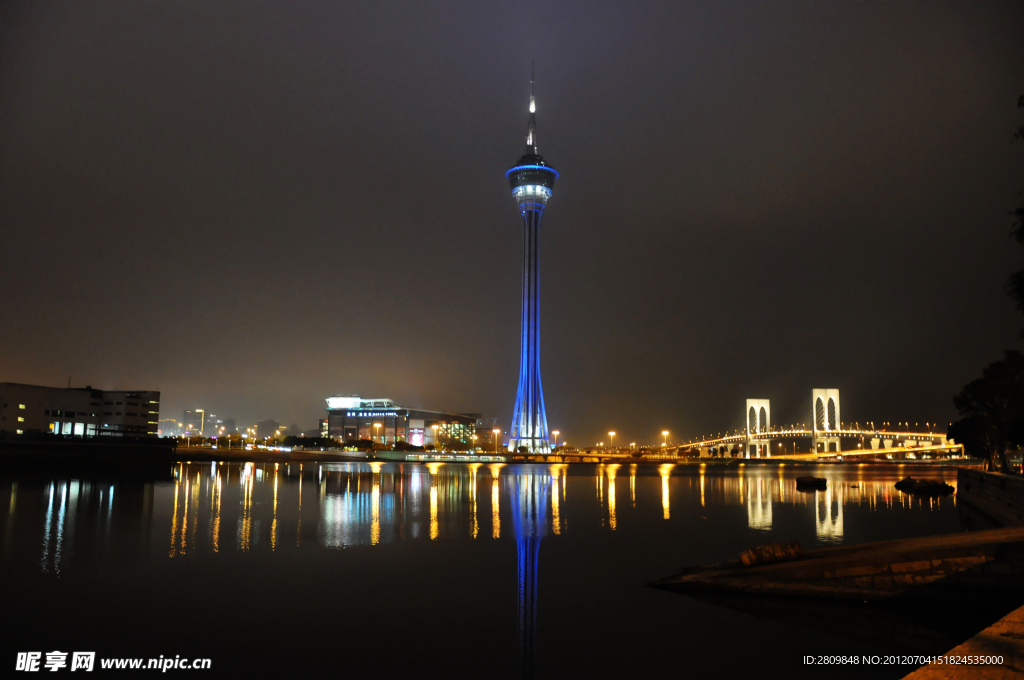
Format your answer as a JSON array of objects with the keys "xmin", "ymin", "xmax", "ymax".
[{"xmin": 905, "ymin": 605, "xmax": 1024, "ymax": 679}]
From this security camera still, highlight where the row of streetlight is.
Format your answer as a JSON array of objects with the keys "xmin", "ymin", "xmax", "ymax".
[{"xmin": 602, "ymin": 430, "xmax": 670, "ymax": 448}]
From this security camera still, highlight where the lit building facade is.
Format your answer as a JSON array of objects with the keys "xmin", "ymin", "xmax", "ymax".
[
  {"xmin": 325, "ymin": 395, "xmax": 478, "ymax": 447},
  {"xmin": 0, "ymin": 383, "xmax": 160, "ymax": 437}
]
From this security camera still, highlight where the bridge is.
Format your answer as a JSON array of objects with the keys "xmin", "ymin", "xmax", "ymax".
[{"xmin": 670, "ymin": 389, "xmax": 961, "ymax": 460}]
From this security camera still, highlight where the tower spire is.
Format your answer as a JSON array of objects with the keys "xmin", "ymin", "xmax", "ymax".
[{"xmin": 526, "ymin": 61, "xmax": 537, "ymax": 154}]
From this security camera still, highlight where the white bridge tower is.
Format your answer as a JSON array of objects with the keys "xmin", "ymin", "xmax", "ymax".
[
  {"xmin": 812, "ymin": 388, "xmax": 841, "ymax": 454},
  {"xmin": 745, "ymin": 399, "xmax": 771, "ymax": 458}
]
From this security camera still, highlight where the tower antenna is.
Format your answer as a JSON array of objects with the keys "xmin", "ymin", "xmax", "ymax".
[{"xmin": 526, "ymin": 61, "xmax": 537, "ymax": 154}]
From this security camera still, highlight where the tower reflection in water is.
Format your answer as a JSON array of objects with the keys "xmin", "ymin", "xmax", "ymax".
[{"xmin": 509, "ymin": 468, "xmax": 549, "ymax": 679}]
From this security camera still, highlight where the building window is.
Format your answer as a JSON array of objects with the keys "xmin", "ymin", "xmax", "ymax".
[
  {"xmin": 16, "ymin": 430, "xmax": 23, "ymax": 434},
  {"xmin": 115, "ymin": 412, "xmax": 122, "ymax": 416},
  {"xmin": 18, "ymin": 404, "xmax": 26, "ymax": 409},
  {"xmin": 17, "ymin": 417, "xmax": 24, "ymax": 422}
]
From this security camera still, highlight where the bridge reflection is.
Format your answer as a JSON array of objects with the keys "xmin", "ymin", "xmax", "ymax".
[{"xmin": 2, "ymin": 462, "xmax": 959, "ymax": 589}]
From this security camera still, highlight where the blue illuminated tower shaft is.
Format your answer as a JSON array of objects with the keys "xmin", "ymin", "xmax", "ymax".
[
  {"xmin": 510, "ymin": 199, "xmax": 549, "ymax": 452},
  {"xmin": 506, "ymin": 82, "xmax": 557, "ymax": 454}
]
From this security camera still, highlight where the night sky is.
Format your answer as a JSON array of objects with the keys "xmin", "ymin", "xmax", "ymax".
[{"xmin": 2, "ymin": 1, "xmax": 1023, "ymax": 445}]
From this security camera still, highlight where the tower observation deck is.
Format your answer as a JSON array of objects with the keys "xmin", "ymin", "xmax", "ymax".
[{"xmin": 505, "ymin": 70, "xmax": 558, "ymax": 454}]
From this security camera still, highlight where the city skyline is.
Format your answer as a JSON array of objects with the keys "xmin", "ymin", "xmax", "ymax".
[{"xmin": 1, "ymin": 2, "xmax": 1023, "ymax": 445}]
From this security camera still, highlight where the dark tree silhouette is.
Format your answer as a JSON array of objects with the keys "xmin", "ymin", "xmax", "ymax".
[
  {"xmin": 949, "ymin": 351, "xmax": 1024, "ymax": 470},
  {"xmin": 949, "ymin": 95, "xmax": 1024, "ymax": 471},
  {"xmin": 1007, "ymin": 95, "xmax": 1024, "ymax": 321}
]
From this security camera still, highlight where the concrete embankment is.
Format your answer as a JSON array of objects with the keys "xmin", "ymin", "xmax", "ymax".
[
  {"xmin": 652, "ymin": 527, "xmax": 1024, "ymax": 602},
  {"xmin": 958, "ymin": 468, "xmax": 1024, "ymax": 527},
  {"xmin": 903, "ymin": 604, "xmax": 1024, "ymax": 679}
]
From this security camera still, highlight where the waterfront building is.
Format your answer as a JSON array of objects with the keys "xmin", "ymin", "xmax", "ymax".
[
  {"xmin": 325, "ymin": 395, "xmax": 478, "ymax": 448},
  {"xmin": 256, "ymin": 419, "xmax": 280, "ymax": 441},
  {"xmin": 505, "ymin": 70, "xmax": 558, "ymax": 454},
  {"xmin": 158, "ymin": 419, "xmax": 181, "ymax": 437},
  {"xmin": 183, "ymin": 409, "xmax": 205, "ymax": 435},
  {"xmin": 0, "ymin": 382, "xmax": 160, "ymax": 437}
]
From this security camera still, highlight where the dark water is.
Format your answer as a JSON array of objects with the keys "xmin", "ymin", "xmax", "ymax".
[{"xmin": 0, "ymin": 462, "xmax": 983, "ymax": 678}]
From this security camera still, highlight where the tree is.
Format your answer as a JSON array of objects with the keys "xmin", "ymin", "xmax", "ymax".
[
  {"xmin": 949, "ymin": 351, "xmax": 1024, "ymax": 470},
  {"xmin": 949, "ymin": 95, "xmax": 1024, "ymax": 471},
  {"xmin": 1007, "ymin": 95, "xmax": 1024, "ymax": 324}
]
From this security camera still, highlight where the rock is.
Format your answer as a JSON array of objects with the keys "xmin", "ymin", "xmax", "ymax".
[
  {"xmin": 740, "ymin": 541, "xmax": 802, "ymax": 567},
  {"xmin": 895, "ymin": 477, "xmax": 954, "ymax": 496},
  {"xmin": 796, "ymin": 476, "xmax": 828, "ymax": 491}
]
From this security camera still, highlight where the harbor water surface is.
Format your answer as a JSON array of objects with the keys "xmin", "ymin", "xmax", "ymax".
[{"xmin": 0, "ymin": 462, "xmax": 981, "ymax": 677}]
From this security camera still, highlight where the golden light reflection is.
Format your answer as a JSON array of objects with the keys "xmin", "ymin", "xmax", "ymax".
[
  {"xmin": 699, "ymin": 465, "xmax": 705, "ymax": 508},
  {"xmin": 271, "ymin": 468, "xmax": 279, "ymax": 551},
  {"xmin": 550, "ymin": 473, "xmax": 561, "ymax": 535},
  {"xmin": 489, "ymin": 464, "xmax": 503, "ymax": 539},
  {"xmin": 180, "ymin": 477, "xmax": 190, "ymax": 554},
  {"xmin": 239, "ymin": 465, "xmax": 254, "ymax": 552},
  {"xmin": 468, "ymin": 463, "xmax": 481, "ymax": 540},
  {"xmin": 371, "ymin": 468, "xmax": 381, "ymax": 546},
  {"xmin": 429, "ymin": 483, "xmax": 439, "ymax": 541},
  {"xmin": 747, "ymin": 478, "xmax": 772, "ymax": 530},
  {"xmin": 815, "ymin": 485, "xmax": 844, "ymax": 543},
  {"xmin": 630, "ymin": 464, "xmax": 637, "ymax": 506},
  {"xmin": 212, "ymin": 472, "xmax": 222, "ymax": 553},
  {"xmin": 659, "ymin": 464, "xmax": 673, "ymax": 520},
  {"xmin": 169, "ymin": 476, "xmax": 179, "ymax": 558},
  {"xmin": 607, "ymin": 464, "xmax": 619, "ymax": 531},
  {"xmin": 739, "ymin": 464, "xmax": 745, "ymax": 505}
]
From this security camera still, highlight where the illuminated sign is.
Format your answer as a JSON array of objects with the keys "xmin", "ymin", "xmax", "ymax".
[
  {"xmin": 345, "ymin": 411, "xmax": 398, "ymax": 418},
  {"xmin": 326, "ymin": 396, "xmax": 362, "ymax": 410}
]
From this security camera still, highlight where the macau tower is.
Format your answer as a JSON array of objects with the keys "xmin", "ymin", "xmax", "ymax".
[{"xmin": 505, "ymin": 71, "xmax": 558, "ymax": 454}]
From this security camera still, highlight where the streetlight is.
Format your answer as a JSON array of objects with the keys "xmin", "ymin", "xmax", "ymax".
[
  {"xmin": 552, "ymin": 430, "xmax": 560, "ymax": 449},
  {"xmin": 374, "ymin": 422, "xmax": 382, "ymax": 444},
  {"xmin": 493, "ymin": 428, "xmax": 501, "ymax": 454},
  {"xmin": 432, "ymin": 424, "xmax": 440, "ymax": 449},
  {"xmin": 609, "ymin": 431, "xmax": 616, "ymax": 449},
  {"xmin": 662, "ymin": 430, "xmax": 669, "ymax": 446}
]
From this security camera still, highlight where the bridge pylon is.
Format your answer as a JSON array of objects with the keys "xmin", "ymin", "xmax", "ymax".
[
  {"xmin": 745, "ymin": 399, "xmax": 771, "ymax": 458},
  {"xmin": 812, "ymin": 388, "xmax": 841, "ymax": 454}
]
